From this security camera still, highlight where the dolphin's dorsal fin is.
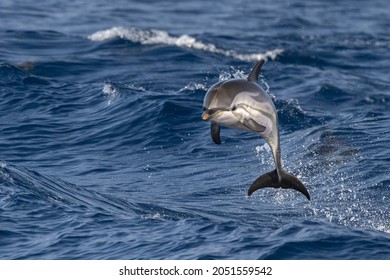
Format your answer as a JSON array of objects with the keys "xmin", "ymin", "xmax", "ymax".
[{"xmin": 247, "ymin": 59, "xmax": 265, "ymax": 82}]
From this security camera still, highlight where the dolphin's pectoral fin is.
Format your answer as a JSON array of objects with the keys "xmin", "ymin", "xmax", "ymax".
[
  {"xmin": 241, "ymin": 118, "xmax": 266, "ymax": 132},
  {"xmin": 211, "ymin": 122, "xmax": 221, "ymax": 144},
  {"xmin": 247, "ymin": 169, "xmax": 310, "ymax": 200}
]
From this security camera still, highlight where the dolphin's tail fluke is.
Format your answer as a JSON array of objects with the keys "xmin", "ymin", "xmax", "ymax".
[{"xmin": 247, "ymin": 169, "xmax": 310, "ymax": 200}]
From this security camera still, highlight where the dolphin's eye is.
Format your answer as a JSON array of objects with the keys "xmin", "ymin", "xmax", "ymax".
[{"xmin": 231, "ymin": 105, "xmax": 237, "ymax": 111}]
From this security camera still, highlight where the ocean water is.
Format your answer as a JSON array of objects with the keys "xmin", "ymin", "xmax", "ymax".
[{"xmin": 0, "ymin": 0, "xmax": 389, "ymax": 259}]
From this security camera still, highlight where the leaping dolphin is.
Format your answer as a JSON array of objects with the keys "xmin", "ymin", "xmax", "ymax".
[{"xmin": 201, "ymin": 60, "xmax": 310, "ymax": 200}]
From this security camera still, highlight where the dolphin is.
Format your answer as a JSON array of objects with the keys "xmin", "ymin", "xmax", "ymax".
[{"xmin": 201, "ymin": 60, "xmax": 310, "ymax": 200}]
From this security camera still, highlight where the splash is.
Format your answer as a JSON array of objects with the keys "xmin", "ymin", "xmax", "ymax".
[
  {"xmin": 218, "ymin": 68, "xmax": 271, "ymax": 96},
  {"xmin": 255, "ymin": 143, "xmax": 272, "ymax": 166},
  {"xmin": 102, "ymin": 82, "xmax": 119, "ymax": 105},
  {"xmin": 249, "ymin": 119, "xmax": 389, "ymax": 233},
  {"xmin": 218, "ymin": 68, "xmax": 247, "ymax": 81},
  {"xmin": 305, "ymin": 183, "xmax": 390, "ymax": 234},
  {"xmin": 179, "ymin": 81, "xmax": 207, "ymax": 92},
  {"xmin": 300, "ymin": 128, "xmax": 389, "ymax": 233},
  {"xmin": 260, "ymin": 78, "xmax": 270, "ymax": 93},
  {"xmin": 88, "ymin": 26, "xmax": 283, "ymax": 62}
]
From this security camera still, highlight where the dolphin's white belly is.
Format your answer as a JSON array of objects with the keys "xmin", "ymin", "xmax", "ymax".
[
  {"xmin": 214, "ymin": 111, "xmax": 242, "ymax": 127},
  {"xmin": 213, "ymin": 106, "xmax": 273, "ymax": 136}
]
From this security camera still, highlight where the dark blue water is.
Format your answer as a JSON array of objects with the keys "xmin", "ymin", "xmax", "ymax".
[{"xmin": 1, "ymin": 0, "xmax": 389, "ymax": 259}]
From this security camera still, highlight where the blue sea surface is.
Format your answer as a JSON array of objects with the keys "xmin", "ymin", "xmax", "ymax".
[{"xmin": 0, "ymin": 0, "xmax": 389, "ymax": 259}]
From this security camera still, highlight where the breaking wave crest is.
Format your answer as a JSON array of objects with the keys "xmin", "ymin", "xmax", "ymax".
[{"xmin": 88, "ymin": 26, "xmax": 283, "ymax": 62}]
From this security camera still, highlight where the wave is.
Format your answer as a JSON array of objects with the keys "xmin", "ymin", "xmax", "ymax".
[
  {"xmin": 88, "ymin": 26, "xmax": 283, "ymax": 62},
  {"xmin": 0, "ymin": 160, "xmax": 135, "ymax": 216},
  {"xmin": 261, "ymin": 220, "xmax": 390, "ymax": 259},
  {"xmin": 0, "ymin": 160, "xmax": 213, "ymax": 222}
]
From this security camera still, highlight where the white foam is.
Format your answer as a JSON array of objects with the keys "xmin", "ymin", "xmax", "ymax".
[
  {"xmin": 219, "ymin": 69, "xmax": 247, "ymax": 81},
  {"xmin": 179, "ymin": 82, "xmax": 207, "ymax": 92},
  {"xmin": 102, "ymin": 82, "xmax": 119, "ymax": 105},
  {"xmin": 88, "ymin": 27, "xmax": 283, "ymax": 62},
  {"xmin": 218, "ymin": 68, "xmax": 271, "ymax": 93},
  {"xmin": 255, "ymin": 144, "xmax": 271, "ymax": 154},
  {"xmin": 261, "ymin": 78, "xmax": 270, "ymax": 93}
]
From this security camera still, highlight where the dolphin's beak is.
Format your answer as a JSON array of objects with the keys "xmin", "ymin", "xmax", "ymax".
[{"xmin": 201, "ymin": 111, "xmax": 211, "ymax": 121}]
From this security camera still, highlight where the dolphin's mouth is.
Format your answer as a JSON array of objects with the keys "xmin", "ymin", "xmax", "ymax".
[
  {"xmin": 201, "ymin": 109, "xmax": 217, "ymax": 121},
  {"xmin": 201, "ymin": 108, "xmax": 228, "ymax": 121},
  {"xmin": 201, "ymin": 111, "xmax": 211, "ymax": 121}
]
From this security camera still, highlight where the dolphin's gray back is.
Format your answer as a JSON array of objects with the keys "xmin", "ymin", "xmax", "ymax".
[
  {"xmin": 224, "ymin": 80, "xmax": 277, "ymax": 126},
  {"xmin": 207, "ymin": 79, "xmax": 273, "ymax": 109}
]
